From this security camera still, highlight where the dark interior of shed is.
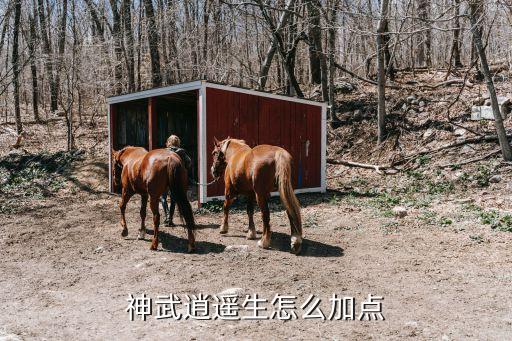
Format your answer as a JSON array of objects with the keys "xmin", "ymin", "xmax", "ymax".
[
  {"xmin": 155, "ymin": 91, "xmax": 198, "ymax": 185},
  {"xmin": 113, "ymin": 90, "xmax": 198, "ymax": 199}
]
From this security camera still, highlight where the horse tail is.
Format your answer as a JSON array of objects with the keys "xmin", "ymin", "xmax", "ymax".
[
  {"xmin": 275, "ymin": 149, "xmax": 302, "ymax": 240},
  {"xmin": 167, "ymin": 156, "xmax": 196, "ymax": 233}
]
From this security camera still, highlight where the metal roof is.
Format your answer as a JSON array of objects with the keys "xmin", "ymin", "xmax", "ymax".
[{"xmin": 106, "ymin": 80, "xmax": 327, "ymax": 107}]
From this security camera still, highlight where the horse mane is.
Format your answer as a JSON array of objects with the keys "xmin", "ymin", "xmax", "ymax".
[{"xmin": 223, "ymin": 138, "xmax": 247, "ymax": 152}]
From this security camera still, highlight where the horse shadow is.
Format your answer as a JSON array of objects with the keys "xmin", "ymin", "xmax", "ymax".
[
  {"xmin": 269, "ymin": 232, "xmax": 344, "ymax": 258},
  {"xmin": 145, "ymin": 227, "xmax": 226, "ymax": 254}
]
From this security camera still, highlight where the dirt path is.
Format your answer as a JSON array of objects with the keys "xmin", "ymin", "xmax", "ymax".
[{"xmin": 1, "ymin": 161, "xmax": 512, "ymax": 340}]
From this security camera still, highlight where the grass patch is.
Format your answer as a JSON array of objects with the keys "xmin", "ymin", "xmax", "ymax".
[{"xmin": 0, "ymin": 150, "xmax": 84, "ymax": 214}]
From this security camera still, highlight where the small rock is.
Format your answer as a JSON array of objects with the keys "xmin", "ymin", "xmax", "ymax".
[
  {"xmin": 335, "ymin": 81, "xmax": 355, "ymax": 93},
  {"xmin": 455, "ymin": 198, "xmax": 474, "ymax": 204},
  {"xmin": 217, "ymin": 287, "xmax": 244, "ymax": 297},
  {"xmin": 473, "ymin": 97, "xmax": 486, "ymax": 106},
  {"xmin": 489, "ymin": 175, "xmax": 502, "ymax": 183},
  {"xmin": 453, "ymin": 128, "xmax": 466, "ymax": 137},
  {"xmin": 441, "ymin": 335, "xmax": 451, "ymax": 341},
  {"xmin": 406, "ymin": 95, "xmax": 416, "ymax": 103},
  {"xmin": 423, "ymin": 128, "xmax": 434, "ymax": 140},
  {"xmin": 94, "ymin": 246, "xmax": 104, "ymax": 253},
  {"xmin": 460, "ymin": 145, "xmax": 474, "ymax": 154},
  {"xmin": 411, "ymin": 99, "xmax": 419, "ymax": 105},
  {"xmin": 392, "ymin": 206, "xmax": 408, "ymax": 218},
  {"xmin": 419, "ymin": 101, "xmax": 426, "ymax": 107},
  {"xmin": 225, "ymin": 245, "xmax": 249, "ymax": 252}
]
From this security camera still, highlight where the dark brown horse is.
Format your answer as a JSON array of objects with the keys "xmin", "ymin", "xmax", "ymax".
[
  {"xmin": 112, "ymin": 146, "xmax": 196, "ymax": 252},
  {"xmin": 211, "ymin": 138, "xmax": 303, "ymax": 254}
]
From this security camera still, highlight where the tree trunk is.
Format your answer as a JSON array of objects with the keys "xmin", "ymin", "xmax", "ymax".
[
  {"xmin": 12, "ymin": 0, "xmax": 22, "ymax": 134},
  {"xmin": 377, "ymin": 0, "xmax": 390, "ymax": 143},
  {"xmin": 327, "ymin": 0, "xmax": 340, "ymax": 122},
  {"xmin": 25, "ymin": 12, "xmax": 41, "ymax": 122},
  {"xmin": 306, "ymin": 0, "xmax": 321, "ymax": 85},
  {"xmin": 109, "ymin": 0, "xmax": 123, "ymax": 95},
  {"xmin": 469, "ymin": 1, "xmax": 512, "ymax": 160},
  {"xmin": 417, "ymin": 0, "xmax": 431, "ymax": 68},
  {"xmin": 122, "ymin": 0, "xmax": 135, "ymax": 92},
  {"xmin": 54, "ymin": 0, "xmax": 68, "ymax": 105},
  {"xmin": 452, "ymin": 0, "xmax": 462, "ymax": 67},
  {"xmin": 258, "ymin": 0, "xmax": 295, "ymax": 90},
  {"xmin": 37, "ymin": 0, "xmax": 58, "ymax": 112},
  {"xmin": 143, "ymin": 0, "xmax": 162, "ymax": 87},
  {"xmin": 255, "ymin": 0, "xmax": 303, "ymax": 97}
]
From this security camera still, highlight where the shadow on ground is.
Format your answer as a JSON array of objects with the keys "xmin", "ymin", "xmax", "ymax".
[
  {"xmin": 145, "ymin": 228, "xmax": 226, "ymax": 254},
  {"xmin": 269, "ymin": 232, "xmax": 344, "ymax": 257}
]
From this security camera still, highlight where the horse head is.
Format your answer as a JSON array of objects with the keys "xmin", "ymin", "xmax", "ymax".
[
  {"xmin": 211, "ymin": 138, "xmax": 229, "ymax": 180},
  {"xmin": 112, "ymin": 148, "xmax": 126, "ymax": 188}
]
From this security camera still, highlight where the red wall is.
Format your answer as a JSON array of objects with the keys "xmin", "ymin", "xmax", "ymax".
[{"xmin": 206, "ymin": 87, "xmax": 322, "ymax": 197}]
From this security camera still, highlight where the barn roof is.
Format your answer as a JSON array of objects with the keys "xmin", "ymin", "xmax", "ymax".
[{"xmin": 106, "ymin": 80, "xmax": 327, "ymax": 107}]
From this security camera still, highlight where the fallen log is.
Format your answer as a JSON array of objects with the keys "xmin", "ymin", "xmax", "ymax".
[
  {"xmin": 392, "ymin": 134, "xmax": 506, "ymax": 167},
  {"xmin": 438, "ymin": 149, "xmax": 500, "ymax": 168},
  {"xmin": 420, "ymin": 79, "xmax": 473, "ymax": 90},
  {"xmin": 327, "ymin": 158, "xmax": 399, "ymax": 175}
]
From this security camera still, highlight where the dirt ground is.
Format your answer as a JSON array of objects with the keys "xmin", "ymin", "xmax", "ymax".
[
  {"xmin": 3, "ymin": 75, "xmax": 512, "ymax": 339},
  {"xmin": 1, "ymin": 153, "xmax": 512, "ymax": 340}
]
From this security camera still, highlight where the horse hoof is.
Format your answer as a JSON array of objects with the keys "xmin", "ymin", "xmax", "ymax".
[
  {"xmin": 246, "ymin": 230, "xmax": 257, "ymax": 240},
  {"xmin": 121, "ymin": 228, "xmax": 128, "ymax": 237},
  {"xmin": 257, "ymin": 239, "xmax": 270, "ymax": 249},
  {"xmin": 150, "ymin": 244, "xmax": 157, "ymax": 251},
  {"xmin": 290, "ymin": 236, "xmax": 302, "ymax": 255},
  {"xmin": 291, "ymin": 243, "xmax": 302, "ymax": 255},
  {"xmin": 137, "ymin": 231, "xmax": 145, "ymax": 240},
  {"xmin": 187, "ymin": 245, "xmax": 196, "ymax": 253},
  {"xmin": 166, "ymin": 221, "xmax": 175, "ymax": 227},
  {"xmin": 219, "ymin": 226, "xmax": 228, "ymax": 234}
]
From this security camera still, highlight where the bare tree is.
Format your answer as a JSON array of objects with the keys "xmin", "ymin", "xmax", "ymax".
[
  {"xmin": 469, "ymin": 0, "xmax": 512, "ymax": 160},
  {"xmin": 37, "ymin": 0, "xmax": 58, "ymax": 112},
  {"xmin": 11, "ymin": 0, "xmax": 22, "ymax": 134},
  {"xmin": 377, "ymin": 0, "xmax": 390, "ymax": 143},
  {"xmin": 23, "ymin": 8, "xmax": 40, "ymax": 122},
  {"xmin": 143, "ymin": 0, "xmax": 162, "ymax": 87}
]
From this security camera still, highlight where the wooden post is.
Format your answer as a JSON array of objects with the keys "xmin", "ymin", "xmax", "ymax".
[{"xmin": 148, "ymin": 97, "xmax": 157, "ymax": 150}]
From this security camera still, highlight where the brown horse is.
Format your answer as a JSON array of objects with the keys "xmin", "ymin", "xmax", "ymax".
[
  {"xmin": 211, "ymin": 138, "xmax": 303, "ymax": 254},
  {"xmin": 112, "ymin": 146, "xmax": 196, "ymax": 252}
]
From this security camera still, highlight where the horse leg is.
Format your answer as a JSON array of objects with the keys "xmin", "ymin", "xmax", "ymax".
[
  {"xmin": 256, "ymin": 193, "xmax": 271, "ymax": 249},
  {"xmin": 220, "ymin": 195, "xmax": 235, "ymax": 234},
  {"xmin": 149, "ymin": 196, "xmax": 160, "ymax": 250},
  {"xmin": 246, "ymin": 194, "xmax": 257, "ymax": 240},
  {"xmin": 168, "ymin": 196, "xmax": 176, "ymax": 227},
  {"xmin": 160, "ymin": 191, "xmax": 169, "ymax": 225},
  {"xmin": 138, "ymin": 194, "xmax": 148, "ymax": 240},
  {"xmin": 119, "ymin": 189, "xmax": 132, "ymax": 237}
]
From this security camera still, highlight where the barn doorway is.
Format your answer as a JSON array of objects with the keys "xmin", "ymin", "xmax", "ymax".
[{"xmin": 154, "ymin": 90, "xmax": 198, "ymax": 200}]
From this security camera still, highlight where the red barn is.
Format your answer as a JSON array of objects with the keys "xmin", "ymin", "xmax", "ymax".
[{"xmin": 107, "ymin": 80, "xmax": 327, "ymax": 205}]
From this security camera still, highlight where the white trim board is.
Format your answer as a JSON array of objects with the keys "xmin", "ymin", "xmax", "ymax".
[
  {"xmin": 205, "ymin": 83, "xmax": 328, "ymax": 108},
  {"xmin": 106, "ymin": 80, "xmax": 327, "ymax": 107},
  {"xmin": 106, "ymin": 80, "xmax": 203, "ymax": 104},
  {"xmin": 108, "ymin": 105, "xmax": 112, "ymax": 193},
  {"xmin": 204, "ymin": 187, "xmax": 325, "ymax": 203},
  {"xmin": 198, "ymin": 84, "xmax": 208, "ymax": 204},
  {"xmin": 320, "ymin": 105, "xmax": 327, "ymax": 193}
]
